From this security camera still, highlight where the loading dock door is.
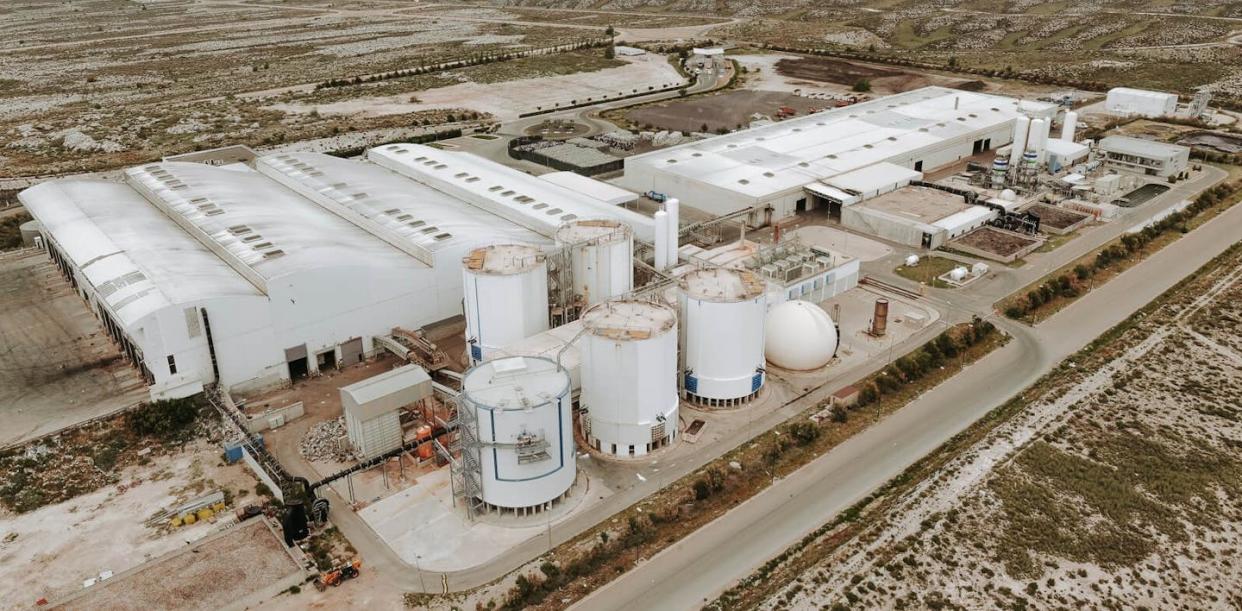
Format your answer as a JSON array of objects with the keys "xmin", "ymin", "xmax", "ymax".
[
  {"xmin": 341, "ymin": 337, "xmax": 364, "ymax": 365},
  {"xmin": 285, "ymin": 345, "xmax": 309, "ymax": 381}
]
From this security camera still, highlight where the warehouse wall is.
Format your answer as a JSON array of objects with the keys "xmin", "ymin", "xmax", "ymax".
[{"xmin": 842, "ymin": 206, "xmax": 945, "ymax": 249}]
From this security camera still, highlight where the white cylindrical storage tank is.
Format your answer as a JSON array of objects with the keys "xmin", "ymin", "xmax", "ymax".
[
  {"xmin": 1061, "ymin": 111, "xmax": 1078, "ymax": 142},
  {"xmin": 555, "ymin": 219, "xmax": 634, "ymax": 308},
  {"xmin": 764, "ymin": 300, "xmax": 838, "ymax": 371},
  {"xmin": 1009, "ymin": 115, "xmax": 1030, "ymax": 167},
  {"xmin": 20, "ymin": 220, "xmax": 42, "ymax": 248},
  {"xmin": 949, "ymin": 266, "xmax": 968, "ymax": 282},
  {"xmin": 904, "ymin": 254, "xmax": 920, "ymax": 267},
  {"xmin": 678, "ymin": 268, "xmax": 767, "ymax": 406},
  {"xmin": 463, "ymin": 244, "xmax": 549, "ymax": 365},
  {"xmin": 653, "ymin": 209, "xmax": 669, "ymax": 272},
  {"xmin": 580, "ymin": 300, "xmax": 679, "ymax": 458},
  {"xmin": 461, "ymin": 356, "xmax": 575, "ymax": 512},
  {"xmin": 665, "ymin": 198, "xmax": 680, "ymax": 270},
  {"xmin": 1030, "ymin": 118, "xmax": 1050, "ymax": 164}
]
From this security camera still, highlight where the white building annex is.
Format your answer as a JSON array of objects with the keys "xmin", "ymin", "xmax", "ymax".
[
  {"xmin": 618, "ymin": 86, "xmax": 1056, "ymax": 221},
  {"xmin": 21, "ymin": 145, "xmax": 645, "ymax": 400}
]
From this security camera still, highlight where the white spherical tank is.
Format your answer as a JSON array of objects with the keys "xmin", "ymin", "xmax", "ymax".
[
  {"xmin": 765, "ymin": 300, "xmax": 838, "ymax": 371},
  {"xmin": 463, "ymin": 244, "xmax": 549, "ymax": 365},
  {"xmin": 555, "ymin": 220, "xmax": 634, "ymax": 308},
  {"xmin": 904, "ymin": 254, "xmax": 920, "ymax": 267},
  {"xmin": 461, "ymin": 356, "xmax": 575, "ymax": 511},
  {"xmin": 579, "ymin": 300, "xmax": 679, "ymax": 458},
  {"xmin": 678, "ymin": 268, "xmax": 767, "ymax": 406}
]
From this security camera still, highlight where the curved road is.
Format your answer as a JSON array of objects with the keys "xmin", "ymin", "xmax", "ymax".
[{"xmin": 573, "ymin": 190, "xmax": 1242, "ymax": 610}]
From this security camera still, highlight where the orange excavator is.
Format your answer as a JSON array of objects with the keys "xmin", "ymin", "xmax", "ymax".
[{"xmin": 314, "ymin": 559, "xmax": 362, "ymax": 591}]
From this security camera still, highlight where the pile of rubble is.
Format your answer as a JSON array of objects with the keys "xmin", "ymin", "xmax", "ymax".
[{"xmin": 298, "ymin": 417, "xmax": 353, "ymax": 463}]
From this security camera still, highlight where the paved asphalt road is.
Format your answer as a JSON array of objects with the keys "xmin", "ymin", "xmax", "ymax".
[{"xmin": 573, "ymin": 194, "xmax": 1242, "ymax": 611}]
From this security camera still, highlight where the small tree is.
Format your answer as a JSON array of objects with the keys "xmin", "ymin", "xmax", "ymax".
[
  {"xmin": 604, "ymin": 45, "xmax": 615, "ymax": 60},
  {"xmin": 852, "ymin": 79, "xmax": 872, "ymax": 93}
]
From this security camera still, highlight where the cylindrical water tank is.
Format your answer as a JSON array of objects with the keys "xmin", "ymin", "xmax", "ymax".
[
  {"xmin": 665, "ymin": 198, "xmax": 680, "ymax": 269},
  {"xmin": 462, "ymin": 244, "xmax": 549, "ymax": 365},
  {"xmin": 20, "ymin": 220, "xmax": 42, "ymax": 248},
  {"xmin": 654, "ymin": 210, "xmax": 669, "ymax": 272},
  {"xmin": 949, "ymin": 266, "xmax": 968, "ymax": 282},
  {"xmin": 580, "ymin": 300, "xmax": 679, "ymax": 457},
  {"xmin": 1009, "ymin": 115, "xmax": 1030, "ymax": 167},
  {"xmin": 904, "ymin": 254, "xmax": 920, "ymax": 267},
  {"xmin": 555, "ymin": 220, "xmax": 633, "ymax": 308},
  {"xmin": 765, "ymin": 300, "xmax": 839, "ymax": 371},
  {"xmin": 461, "ymin": 356, "xmax": 575, "ymax": 511},
  {"xmin": 1061, "ymin": 111, "xmax": 1078, "ymax": 142},
  {"xmin": 678, "ymin": 268, "xmax": 767, "ymax": 405},
  {"xmin": 1030, "ymin": 118, "xmax": 1050, "ymax": 164}
]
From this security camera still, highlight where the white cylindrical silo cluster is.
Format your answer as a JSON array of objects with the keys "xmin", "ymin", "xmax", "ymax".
[
  {"xmin": 461, "ymin": 356, "xmax": 575, "ymax": 513},
  {"xmin": 1009, "ymin": 115, "xmax": 1030, "ymax": 167},
  {"xmin": 462, "ymin": 244, "xmax": 549, "ymax": 365},
  {"xmin": 555, "ymin": 219, "xmax": 633, "ymax": 308},
  {"xmin": 678, "ymin": 268, "xmax": 768, "ymax": 407},
  {"xmin": 579, "ymin": 299, "xmax": 679, "ymax": 458},
  {"xmin": 1061, "ymin": 110, "xmax": 1078, "ymax": 142}
]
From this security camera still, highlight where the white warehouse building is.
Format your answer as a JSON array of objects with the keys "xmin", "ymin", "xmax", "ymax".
[
  {"xmin": 1105, "ymin": 87, "xmax": 1178, "ymax": 118},
  {"xmin": 21, "ymin": 145, "xmax": 646, "ymax": 399},
  {"xmin": 618, "ymin": 86, "xmax": 1056, "ymax": 222}
]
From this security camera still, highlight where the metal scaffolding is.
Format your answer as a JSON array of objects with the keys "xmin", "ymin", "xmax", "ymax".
[{"xmin": 437, "ymin": 396, "xmax": 485, "ymax": 520}]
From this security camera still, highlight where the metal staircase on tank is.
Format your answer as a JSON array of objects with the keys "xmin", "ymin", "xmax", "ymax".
[{"xmin": 437, "ymin": 395, "xmax": 486, "ymax": 520}]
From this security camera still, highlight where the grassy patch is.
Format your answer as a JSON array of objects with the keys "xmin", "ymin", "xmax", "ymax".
[
  {"xmin": 1032, "ymin": 231, "xmax": 1079, "ymax": 254},
  {"xmin": 0, "ymin": 211, "xmax": 34, "ymax": 251},
  {"xmin": 892, "ymin": 256, "xmax": 959, "ymax": 288},
  {"xmin": 0, "ymin": 395, "xmax": 210, "ymax": 513}
]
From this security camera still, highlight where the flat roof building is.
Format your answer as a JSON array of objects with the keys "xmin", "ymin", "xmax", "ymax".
[
  {"xmin": 1098, "ymin": 136, "xmax": 1190, "ymax": 178},
  {"xmin": 618, "ymin": 86, "xmax": 1056, "ymax": 221},
  {"xmin": 840, "ymin": 186, "xmax": 997, "ymax": 250}
]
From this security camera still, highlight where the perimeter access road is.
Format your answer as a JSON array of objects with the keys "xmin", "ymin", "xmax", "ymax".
[{"xmin": 574, "ymin": 186, "xmax": 1242, "ymax": 611}]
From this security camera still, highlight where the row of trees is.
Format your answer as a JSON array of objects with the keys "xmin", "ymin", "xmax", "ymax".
[
  {"xmin": 315, "ymin": 39, "xmax": 610, "ymax": 90},
  {"xmin": 855, "ymin": 317, "xmax": 998, "ymax": 408},
  {"xmin": 1004, "ymin": 181, "xmax": 1240, "ymax": 320}
]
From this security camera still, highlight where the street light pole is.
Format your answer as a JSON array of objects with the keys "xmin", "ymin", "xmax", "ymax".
[{"xmin": 416, "ymin": 554, "xmax": 427, "ymax": 592}]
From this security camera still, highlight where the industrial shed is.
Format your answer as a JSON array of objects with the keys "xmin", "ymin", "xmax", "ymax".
[
  {"xmin": 840, "ymin": 186, "xmax": 996, "ymax": 249},
  {"xmin": 1105, "ymin": 88, "xmax": 1178, "ymax": 118},
  {"xmin": 342, "ymin": 364, "xmax": 432, "ymax": 458},
  {"xmin": 20, "ymin": 144, "xmax": 651, "ymax": 399},
  {"xmin": 617, "ymin": 87, "xmax": 1055, "ymax": 221}
]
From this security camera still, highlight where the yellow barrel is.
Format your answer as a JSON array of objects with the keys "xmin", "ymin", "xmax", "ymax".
[{"xmin": 183, "ymin": 513, "xmax": 196, "ymax": 525}]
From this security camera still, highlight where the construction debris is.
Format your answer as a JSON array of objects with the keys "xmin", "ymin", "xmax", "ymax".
[{"xmin": 299, "ymin": 417, "xmax": 353, "ymax": 463}]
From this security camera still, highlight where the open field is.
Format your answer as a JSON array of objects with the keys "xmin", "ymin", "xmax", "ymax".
[
  {"xmin": 624, "ymin": 89, "xmax": 825, "ymax": 133},
  {"xmin": 0, "ymin": 431, "xmax": 265, "ymax": 606},
  {"xmin": 0, "ymin": 0, "xmax": 602, "ymax": 177},
  {"xmin": 56, "ymin": 518, "xmax": 303, "ymax": 610},
  {"xmin": 754, "ymin": 241, "xmax": 1242, "ymax": 610}
]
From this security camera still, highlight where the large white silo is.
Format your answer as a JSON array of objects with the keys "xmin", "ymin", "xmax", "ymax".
[
  {"xmin": 1029, "ymin": 118, "xmax": 1051, "ymax": 164},
  {"xmin": 678, "ymin": 267, "xmax": 768, "ymax": 406},
  {"xmin": 555, "ymin": 219, "xmax": 634, "ymax": 309},
  {"xmin": 579, "ymin": 299, "xmax": 679, "ymax": 458},
  {"xmin": 460, "ymin": 356, "xmax": 575, "ymax": 513},
  {"xmin": 1061, "ymin": 111, "xmax": 1078, "ymax": 142},
  {"xmin": 462, "ymin": 244, "xmax": 549, "ymax": 365},
  {"xmin": 1009, "ymin": 115, "xmax": 1031, "ymax": 167}
]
